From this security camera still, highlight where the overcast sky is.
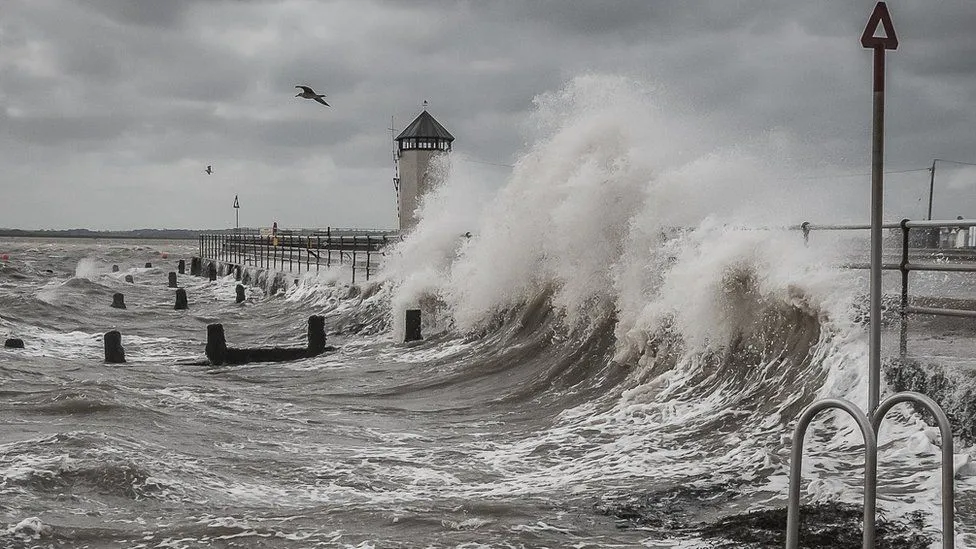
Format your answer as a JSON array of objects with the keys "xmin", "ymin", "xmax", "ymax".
[{"xmin": 1, "ymin": 0, "xmax": 975, "ymax": 231}]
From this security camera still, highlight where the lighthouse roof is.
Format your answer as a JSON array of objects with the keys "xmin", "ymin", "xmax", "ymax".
[{"xmin": 395, "ymin": 111, "xmax": 454, "ymax": 141}]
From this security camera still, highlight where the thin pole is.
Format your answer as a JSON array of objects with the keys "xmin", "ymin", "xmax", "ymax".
[
  {"xmin": 927, "ymin": 159, "xmax": 937, "ymax": 220},
  {"xmin": 899, "ymin": 219, "xmax": 910, "ymax": 362},
  {"xmin": 869, "ymin": 45, "xmax": 885, "ymax": 413}
]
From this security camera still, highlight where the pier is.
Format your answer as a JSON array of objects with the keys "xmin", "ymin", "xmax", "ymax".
[{"xmin": 198, "ymin": 227, "xmax": 397, "ymax": 283}]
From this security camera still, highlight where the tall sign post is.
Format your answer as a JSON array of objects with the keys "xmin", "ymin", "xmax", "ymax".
[
  {"xmin": 861, "ymin": 1, "xmax": 898, "ymax": 414},
  {"xmin": 233, "ymin": 194, "xmax": 240, "ymax": 264},
  {"xmin": 787, "ymin": 7, "xmax": 956, "ymax": 548}
]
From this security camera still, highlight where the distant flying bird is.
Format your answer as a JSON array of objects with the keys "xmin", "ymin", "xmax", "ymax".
[
  {"xmin": 295, "ymin": 85, "xmax": 330, "ymax": 107},
  {"xmin": 205, "ymin": 165, "xmax": 213, "ymax": 175}
]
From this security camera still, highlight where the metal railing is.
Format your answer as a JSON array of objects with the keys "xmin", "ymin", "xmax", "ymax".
[
  {"xmin": 786, "ymin": 393, "xmax": 954, "ymax": 548},
  {"xmin": 787, "ymin": 218, "xmax": 962, "ymax": 548},
  {"xmin": 801, "ymin": 218, "xmax": 976, "ymax": 359},
  {"xmin": 198, "ymin": 230, "xmax": 396, "ymax": 284}
]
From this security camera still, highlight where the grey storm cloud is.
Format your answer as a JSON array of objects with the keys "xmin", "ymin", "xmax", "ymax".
[{"xmin": 1, "ymin": 0, "xmax": 975, "ymax": 230}]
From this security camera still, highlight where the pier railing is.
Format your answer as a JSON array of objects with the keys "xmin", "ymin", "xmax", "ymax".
[
  {"xmin": 198, "ymin": 229, "xmax": 398, "ymax": 283},
  {"xmin": 788, "ymin": 217, "xmax": 965, "ymax": 549},
  {"xmin": 799, "ymin": 217, "xmax": 976, "ymax": 360}
]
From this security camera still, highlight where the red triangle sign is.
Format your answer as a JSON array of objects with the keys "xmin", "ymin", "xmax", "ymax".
[{"xmin": 861, "ymin": 2, "xmax": 898, "ymax": 49}]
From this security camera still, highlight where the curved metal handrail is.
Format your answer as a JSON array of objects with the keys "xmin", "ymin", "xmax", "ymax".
[
  {"xmin": 872, "ymin": 391, "xmax": 955, "ymax": 549},
  {"xmin": 786, "ymin": 398, "xmax": 878, "ymax": 549}
]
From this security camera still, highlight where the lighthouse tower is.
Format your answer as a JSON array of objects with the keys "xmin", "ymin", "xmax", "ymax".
[{"xmin": 394, "ymin": 108, "xmax": 454, "ymax": 231}]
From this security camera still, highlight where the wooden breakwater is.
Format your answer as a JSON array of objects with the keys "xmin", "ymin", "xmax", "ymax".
[{"xmin": 198, "ymin": 228, "xmax": 397, "ymax": 284}]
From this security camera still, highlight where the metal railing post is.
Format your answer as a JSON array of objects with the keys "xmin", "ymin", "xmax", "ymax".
[
  {"xmin": 786, "ymin": 399, "xmax": 877, "ymax": 549},
  {"xmin": 873, "ymin": 392, "xmax": 955, "ymax": 549},
  {"xmin": 900, "ymin": 218, "xmax": 911, "ymax": 361},
  {"xmin": 366, "ymin": 235, "xmax": 371, "ymax": 280}
]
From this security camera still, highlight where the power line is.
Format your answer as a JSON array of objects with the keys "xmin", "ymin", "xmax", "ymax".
[
  {"xmin": 459, "ymin": 158, "xmax": 515, "ymax": 169},
  {"xmin": 935, "ymin": 159, "xmax": 976, "ymax": 168},
  {"xmin": 796, "ymin": 167, "xmax": 930, "ymax": 180},
  {"xmin": 453, "ymin": 158, "xmax": 974, "ymax": 177}
]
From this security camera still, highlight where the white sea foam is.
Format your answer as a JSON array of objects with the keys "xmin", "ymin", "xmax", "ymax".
[
  {"xmin": 73, "ymin": 257, "xmax": 104, "ymax": 279},
  {"xmin": 376, "ymin": 74, "xmax": 970, "ymax": 543}
]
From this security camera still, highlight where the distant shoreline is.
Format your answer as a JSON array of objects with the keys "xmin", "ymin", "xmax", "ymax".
[{"xmin": 0, "ymin": 229, "xmax": 205, "ymax": 240}]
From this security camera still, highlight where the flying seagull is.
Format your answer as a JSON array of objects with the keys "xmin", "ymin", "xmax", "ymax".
[
  {"xmin": 295, "ymin": 85, "xmax": 330, "ymax": 107},
  {"xmin": 205, "ymin": 165, "xmax": 213, "ymax": 175}
]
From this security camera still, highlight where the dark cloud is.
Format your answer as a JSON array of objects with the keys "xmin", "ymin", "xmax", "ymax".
[
  {"xmin": 84, "ymin": 0, "xmax": 195, "ymax": 28},
  {"xmin": 0, "ymin": 0, "xmax": 975, "ymax": 229}
]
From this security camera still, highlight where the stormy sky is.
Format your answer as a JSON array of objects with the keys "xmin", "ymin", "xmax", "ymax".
[{"xmin": 1, "ymin": 1, "xmax": 975, "ymax": 231}]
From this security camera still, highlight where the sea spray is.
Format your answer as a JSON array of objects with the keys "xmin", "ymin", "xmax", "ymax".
[
  {"xmin": 388, "ymin": 75, "xmax": 832, "ymax": 337},
  {"xmin": 73, "ymin": 257, "xmax": 103, "ymax": 279}
]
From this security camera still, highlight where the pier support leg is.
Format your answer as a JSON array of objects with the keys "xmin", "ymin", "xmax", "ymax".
[
  {"xmin": 208, "ymin": 263, "xmax": 217, "ymax": 281},
  {"xmin": 178, "ymin": 259, "xmax": 186, "ymax": 274},
  {"xmin": 235, "ymin": 284, "xmax": 246, "ymax": 303},
  {"xmin": 112, "ymin": 293, "xmax": 126, "ymax": 309},
  {"xmin": 190, "ymin": 257, "xmax": 201, "ymax": 276},
  {"xmin": 168, "ymin": 272, "xmax": 178, "ymax": 288},
  {"xmin": 104, "ymin": 330, "xmax": 125, "ymax": 363}
]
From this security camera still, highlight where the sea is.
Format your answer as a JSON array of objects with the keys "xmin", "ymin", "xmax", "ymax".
[{"xmin": 3, "ymin": 77, "xmax": 976, "ymax": 548}]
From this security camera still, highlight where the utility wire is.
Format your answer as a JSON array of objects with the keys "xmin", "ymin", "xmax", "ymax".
[
  {"xmin": 935, "ymin": 159, "xmax": 976, "ymax": 168},
  {"xmin": 458, "ymin": 158, "xmax": 515, "ymax": 169},
  {"xmin": 795, "ymin": 168, "xmax": 931, "ymax": 180},
  {"xmin": 454, "ymin": 159, "xmax": 974, "ymax": 177}
]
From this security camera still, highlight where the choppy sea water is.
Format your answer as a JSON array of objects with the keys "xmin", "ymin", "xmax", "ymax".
[{"xmin": 0, "ymin": 235, "xmax": 973, "ymax": 548}]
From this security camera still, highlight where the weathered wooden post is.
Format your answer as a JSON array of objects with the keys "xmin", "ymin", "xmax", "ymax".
[
  {"xmin": 145, "ymin": 262, "xmax": 152, "ymax": 268},
  {"xmin": 308, "ymin": 315, "xmax": 326, "ymax": 355},
  {"xmin": 208, "ymin": 263, "xmax": 217, "ymax": 281},
  {"xmin": 405, "ymin": 309, "xmax": 422, "ymax": 342},
  {"xmin": 168, "ymin": 272, "xmax": 178, "ymax": 288},
  {"xmin": 124, "ymin": 275, "xmax": 134, "ymax": 283},
  {"xmin": 112, "ymin": 293, "xmax": 126, "ymax": 309},
  {"xmin": 112, "ymin": 265, "xmax": 119, "ymax": 273},
  {"xmin": 178, "ymin": 259, "xmax": 186, "ymax": 274},
  {"xmin": 234, "ymin": 265, "xmax": 242, "ymax": 281},
  {"xmin": 205, "ymin": 324, "xmax": 227, "ymax": 366},
  {"xmin": 104, "ymin": 330, "xmax": 125, "ymax": 363},
  {"xmin": 175, "ymin": 288, "xmax": 188, "ymax": 310},
  {"xmin": 4, "ymin": 338, "xmax": 25, "ymax": 348},
  {"xmin": 190, "ymin": 257, "xmax": 201, "ymax": 276},
  {"xmin": 236, "ymin": 284, "xmax": 246, "ymax": 303}
]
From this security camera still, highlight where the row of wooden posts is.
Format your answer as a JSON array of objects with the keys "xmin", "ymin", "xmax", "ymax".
[
  {"xmin": 99, "ymin": 256, "xmax": 424, "ymax": 366},
  {"xmin": 106, "ymin": 259, "xmax": 242, "ymax": 311}
]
